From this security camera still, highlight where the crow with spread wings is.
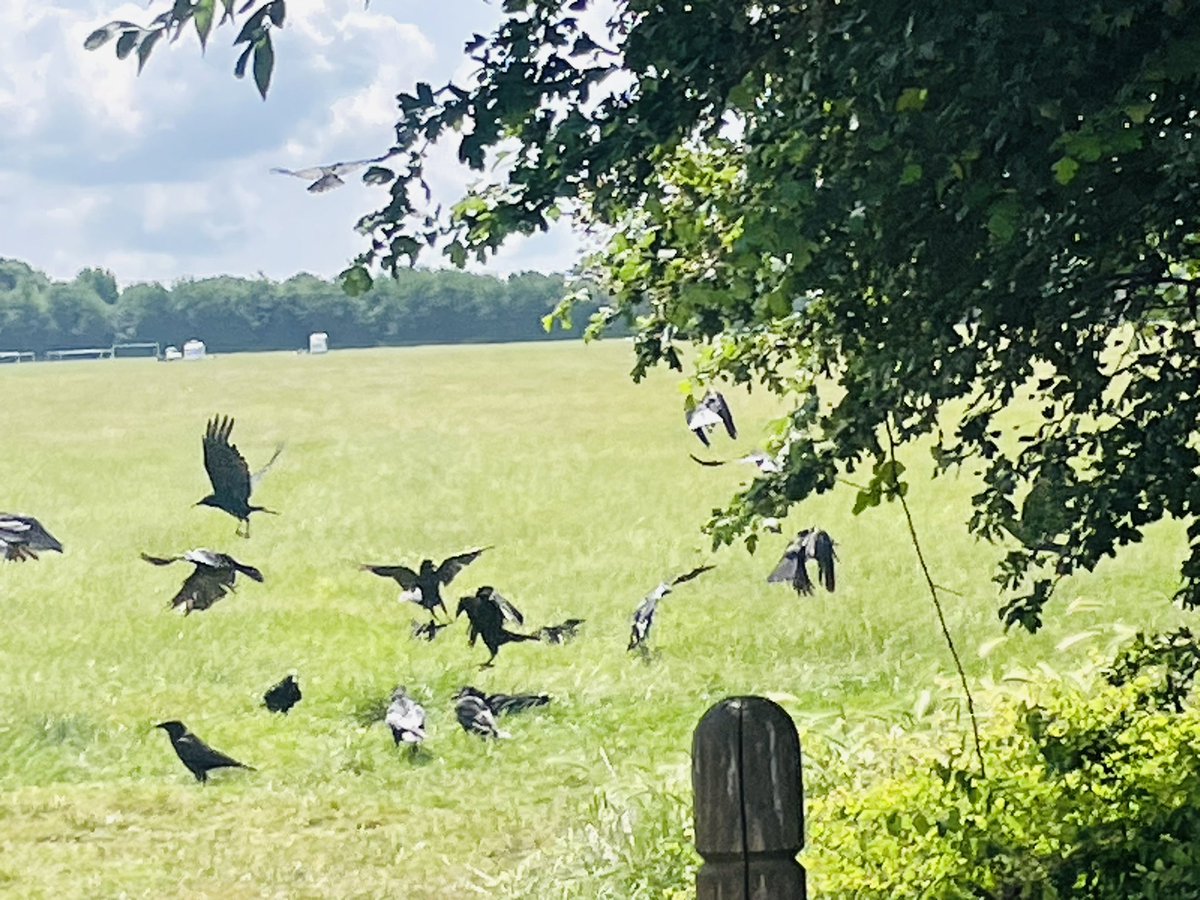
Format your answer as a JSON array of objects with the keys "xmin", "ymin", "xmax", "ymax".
[
  {"xmin": 686, "ymin": 391, "xmax": 737, "ymax": 447},
  {"xmin": 628, "ymin": 564, "xmax": 715, "ymax": 652},
  {"xmin": 270, "ymin": 152, "xmax": 396, "ymax": 193},
  {"xmin": 767, "ymin": 529, "xmax": 837, "ymax": 596},
  {"xmin": 0, "ymin": 514, "xmax": 63, "ymax": 561},
  {"xmin": 142, "ymin": 549, "xmax": 264, "ymax": 614},
  {"xmin": 360, "ymin": 547, "xmax": 489, "ymax": 620},
  {"xmin": 196, "ymin": 415, "xmax": 282, "ymax": 538},
  {"xmin": 456, "ymin": 586, "xmax": 539, "ymax": 668}
]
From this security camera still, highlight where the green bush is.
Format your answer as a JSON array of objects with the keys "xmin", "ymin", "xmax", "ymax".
[{"xmin": 806, "ymin": 673, "xmax": 1200, "ymax": 898}]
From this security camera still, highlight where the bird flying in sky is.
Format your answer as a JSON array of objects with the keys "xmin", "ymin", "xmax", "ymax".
[
  {"xmin": 196, "ymin": 415, "xmax": 282, "ymax": 538},
  {"xmin": 270, "ymin": 152, "xmax": 396, "ymax": 193},
  {"xmin": 142, "ymin": 549, "xmax": 263, "ymax": 614},
  {"xmin": 688, "ymin": 450, "xmax": 782, "ymax": 474},
  {"xmin": 0, "ymin": 514, "xmax": 62, "ymax": 561},
  {"xmin": 767, "ymin": 529, "xmax": 837, "ymax": 596},
  {"xmin": 362, "ymin": 547, "xmax": 490, "ymax": 620},
  {"xmin": 628, "ymin": 564, "xmax": 715, "ymax": 652},
  {"xmin": 686, "ymin": 391, "xmax": 737, "ymax": 447}
]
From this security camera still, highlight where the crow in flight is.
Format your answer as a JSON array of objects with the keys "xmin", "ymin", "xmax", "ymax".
[
  {"xmin": 689, "ymin": 450, "xmax": 782, "ymax": 474},
  {"xmin": 270, "ymin": 151, "xmax": 396, "ymax": 193},
  {"xmin": 0, "ymin": 514, "xmax": 63, "ymax": 561},
  {"xmin": 686, "ymin": 391, "xmax": 737, "ymax": 447},
  {"xmin": 628, "ymin": 564, "xmax": 715, "ymax": 652},
  {"xmin": 361, "ymin": 547, "xmax": 489, "ymax": 620},
  {"xmin": 142, "ymin": 549, "xmax": 263, "ymax": 614},
  {"xmin": 155, "ymin": 720, "xmax": 254, "ymax": 782},
  {"xmin": 411, "ymin": 619, "xmax": 450, "ymax": 642},
  {"xmin": 263, "ymin": 675, "xmax": 301, "ymax": 714},
  {"xmin": 456, "ymin": 685, "xmax": 551, "ymax": 716},
  {"xmin": 453, "ymin": 689, "xmax": 511, "ymax": 739},
  {"xmin": 196, "ymin": 415, "xmax": 282, "ymax": 538},
  {"xmin": 385, "ymin": 686, "xmax": 427, "ymax": 751},
  {"xmin": 767, "ymin": 528, "xmax": 837, "ymax": 596},
  {"xmin": 456, "ymin": 586, "xmax": 538, "ymax": 668},
  {"xmin": 534, "ymin": 618, "xmax": 585, "ymax": 644}
]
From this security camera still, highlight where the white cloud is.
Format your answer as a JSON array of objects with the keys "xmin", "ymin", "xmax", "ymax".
[{"xmin": 0, "ymin": 0, "xmax": 583, "ymax": 287}]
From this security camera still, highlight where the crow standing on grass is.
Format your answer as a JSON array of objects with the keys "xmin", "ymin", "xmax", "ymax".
[
  {"xmin": 453, "ymin": 689, "xmax": 511, "ymax": 739},
  {"xmin": 456, "ymin": 586, "xmax": 538, "ymax": 668},
  {"xmin": 628, "ymin": 565, "xmax": 715, "ymax": 652},
  {"xmin": 455, "ymin": 685, "xmax": 551, "ymax": 716},
  {"xmin": 767, "ymin": 528, "xmax": 837, "ymax": 596},
  {"xmin": 686, "ymin": 391, "xmax": 737, "ymax": 447},
  {"xmin": 142, "ymin": 549, "xmax": 263, "ymax": 614},
  {"xmin": 0, "ymin": 514, "xmax": 63, "ymax": 561},
  {"xmin": 263, "ymin": 675, "xmax": 302, "ymax": 714},
  {"xmin": 385, "ymin": 686, "xmax": 427, "ymax": 751},
  {"xmin": 360, "ymin": 547, "xmax": 490, "ymax": 620},
  {"xmin": 196, "ymin": 415, "xmax": 282, "ymax": 538},
  {"xmin": 154, "ymin": 720, "xmax": 254, "ymax": 783}
]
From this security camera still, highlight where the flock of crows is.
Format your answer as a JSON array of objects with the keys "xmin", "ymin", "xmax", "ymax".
[{"xmin": 2, "ymin": 393, "xmax": 838, "ymax": 783}]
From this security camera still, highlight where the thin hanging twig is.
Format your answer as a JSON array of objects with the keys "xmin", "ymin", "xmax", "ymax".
[{"xmin": 884, "ymin": 418, "xmax": 987, "ymax": 779}]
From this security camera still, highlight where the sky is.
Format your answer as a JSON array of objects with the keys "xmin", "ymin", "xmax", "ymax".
[{"xmin": 0, "ymin": 0, "xmax": 583, "ymax": 287}]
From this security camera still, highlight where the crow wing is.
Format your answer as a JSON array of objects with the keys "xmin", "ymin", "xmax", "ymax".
[
  {"xmin": 806, "ymin": 530, "xmax": 837, "ymax": 592},
  {"xmin": 487, "ymin": 692, "xmax": 551, "ymax": 715},
  {"xmin": 767, "ymin": 532, "xmax": 815, "ymax": 596},
  {"xmin": 688, "ymin": 453, "xmax": 727, "ymax": 467},
  {"xmin": 0, "ymin": 514, "xmax": 62, "ymax": 553},
  {"xmin": 485, "ymin": 587, "xmax": 524, "ymax": 625},
  {"xmin": 360, "ymin": 563, "xmax": 421, "ymax": 589},
  {"xmin": 251, "ymin": 444, "xmax": 284, "ymax": 489},
  {"xmin": 141, "ymin": 552, "xmax": 184, "ymax": 567},
  {"xmin": 203, "ymin": 416, "xmax": 252, "ymax": 505},
  {"xmin": 175, "ymin": 732, "xmax": 250, "ymax": 771},
  {"xmin": 628, "ymin": 596, "xmax": 658, "ymax": 650},
  {"xmin": 172, "ymin": 567, "xmax": 236, "ymax": 613},
  {"xmin": 270, "ymin": 166, "xmax": 327, "ymax": 179},
  {"xmin": 706, "ymin": 392, "xmax": 738, "ymax": 440},
  {"xmin": 435, "ymin": 546, "xmax": 490, "ymax": 585},
  {"xmin": 671, "ymin": 564, "xmax": 716, "ymax": 587}
]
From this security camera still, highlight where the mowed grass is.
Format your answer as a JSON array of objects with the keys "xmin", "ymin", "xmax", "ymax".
[{"xmin": 0, "ymin": 341, "xmax": 1190, "ymax": 897}]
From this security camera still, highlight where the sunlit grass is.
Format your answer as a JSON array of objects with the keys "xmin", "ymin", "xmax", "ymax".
[{"xmin": 0, "ymin": 342, "xmax": 1190, "ymax": 895}]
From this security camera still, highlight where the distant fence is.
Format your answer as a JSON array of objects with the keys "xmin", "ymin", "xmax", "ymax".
[
  {"xmin": 45, "ymin": 347, "xmax": 114, "ymax": 361},
  {"xmin": 0, "ymin": 350, "xmax": 35, "ymax": 363},
  {"xmin": 693, "ymin": 696, "xmax": 805, "ymax": 899}
]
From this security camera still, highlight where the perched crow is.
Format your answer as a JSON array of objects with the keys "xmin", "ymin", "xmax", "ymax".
[
  {"xmin": 0, "ymin": 514, "xmax": 63, "ymax": 561},
  {"xmin": 270, "ymin": 152, "xmax": 396, "ymax": 193},
  {"xmin": 385, "ymin": 686, "xmax": 427, "ymax": 751},
  {"xmin": 142, "ymin": 549, "xmax": 264, "ymax": 614},
  {"xmin": 456, "ymin": 685, "xmax": 551, "ymax": 716},
  {"xmin": 154, "ymin": 720, "xmax": 254, "ymax": 782},
  {"xmin": 453, "ymin": 690, "xmax": 511, "ymax": 739},
  {"xmin": 768, "ymin": 529, "xmax": 837, "ymax": 596},
  {"xmin": 263, "ymin": 675, "xmax": 301, "ymax": 714},
  {"xmin": 196, "ymin": 415, "xmax": 282, "ymax": 538},
  {"xmin": 361, "ymin": 547, "xmax": 489, "ymax": 620},
  {"xmin": 686, "ymin": 391, "xmax": 737, "ymax": 447},
  {"xmin": 689, "ymin": 450, "xmax": 782, "ymax": 474},
  {"xmin": 628, "ymin": 564, "xmax": 715, "ymax": 652},
  {"xmin": 456, "ymin": 586, "xmax": 538, "ymax": 668},
  {"xmin": 410, "ymin": 619, "xmax": 449, "ymax": 642},
  {"xmin": 534, "ymin": 618, "xmax": 585, "ymax": 644}
]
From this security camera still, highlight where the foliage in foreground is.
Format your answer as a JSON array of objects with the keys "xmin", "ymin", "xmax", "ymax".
[{"xmin": 88, "ymin": 0, "xmax": 1200, "ymax": 630}]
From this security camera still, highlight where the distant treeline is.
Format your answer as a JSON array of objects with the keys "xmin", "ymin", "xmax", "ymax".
[{"xmin": 0, "ymin": 258, "xmax": 592, "ymax": 355}]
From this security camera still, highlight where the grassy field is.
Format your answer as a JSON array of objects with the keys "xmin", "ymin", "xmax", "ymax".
[{"xmin": 0, "ymin": 341, "xmax": 1190, "ymax": 897}]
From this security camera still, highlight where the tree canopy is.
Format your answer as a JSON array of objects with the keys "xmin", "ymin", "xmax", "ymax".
[{"xmin": 89, "ymin": 0, "xmax": 1200, "ymax": 628}]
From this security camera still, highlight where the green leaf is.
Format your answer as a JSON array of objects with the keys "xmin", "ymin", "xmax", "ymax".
[
  {"xmin": 234, "ymin": 43, "xmax": 253, "ymax": 79},
  {"xmin": 136, "ymin": 28, "xmax": 163, "ymax": 74},
  {"xmin": 339, "ymin": 265, "xmax": 373, "ymax": 296},
  {"xmin": 895, "ymin": 87, "xmax": 928, "ymax": 112},
  {"xmin": 253, "ymin": 35, "xmax": 274, "ymax": 99},
  {"xmin": 194, "ymin": 0, "xmax": 215, "ymax": 50},
  {"xmin": 1052, "ymin": 156, "xmax": 1079, "ymax": 185},
  {"xmin": 267, "ymin": 0, "xmax": 286, "ymax": 28},
  {"xmin": 83, "ymin": 26, "xmax": 114, "ymax": 51},
  {"xmin": 116, "ymin": 30, "xmax": 140, "ymax": 60},
  {"xmin": 986, "ymin": 195, "xmax": 1020, "ymax": 243},
  {"xmin": 447, "ymin": 241, "xmax": 468, "ymax": 268},
  {"xmin": 900, "ymin": 163, "xmax": 923, "ymax": 185}
]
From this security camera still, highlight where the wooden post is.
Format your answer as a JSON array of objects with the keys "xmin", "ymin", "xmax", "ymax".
[{"xmin": 692, "ymin": 696, "xmax": 805, "ymax": 900}]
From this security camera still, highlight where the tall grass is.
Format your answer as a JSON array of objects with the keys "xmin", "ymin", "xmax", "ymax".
[{"xmin": 0, "ymin": 343, "xmax": 1189, "ymax": 895}]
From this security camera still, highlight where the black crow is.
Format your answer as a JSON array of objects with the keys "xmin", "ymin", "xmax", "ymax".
[
  {"xmin": 270, "ymin": 151, "xmax": 396, "ymax": 193},
  {"xmin": 361, "ymin": 546, "xmax": 489, "ymax": 620},
  {"xmin": 142, "ymin": 549, "xmax": 264, "ymax": 614},
  {"xmin": 688, "ymin": 450, "xmax": 782, "ymax": 474},
  {"xmin": 628, "ymin": 564, "xmax": 715, "ymax": 652},
  {"xmin": 410, "ymin": 619, "xmax": 450, "ymax": 642},
  {"xmin": 453, "ymin": 690, "xmax": 510, "ymax": 739},
  {"xmin": 534, "ymin": 618, "xmax": 585, "ymax": 644},
  {"xmin": 456, "ymin": 685, "xmax": 551, "ymax": 716},
  {"xmin": 767, "ymin": 528, "xmax": 837, "ymax": 596},
  {"xmin": 385, "ymin": 686, "xmax": 427, "ymax": 751},
  {"xmin": 263, "ymin": 675, "xmax": 301, "ymax": 714},
  {"xmin": 154, "ymin": 720, "xmax": 254, "ymax": 782},
  {"xmin": 196, "ymin": 415, "xmax": 282, "ymax": 538},
  {"xmin": 686, "ymin": 391, "xmax": 737, "ymax": 447},
  {"xmin": 0, "ymin": 514, "xmax": 63, "ymax": 561},
  {"xmin": 456, "ymin": 586, "xmax": 538, "ymax": 668}
]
